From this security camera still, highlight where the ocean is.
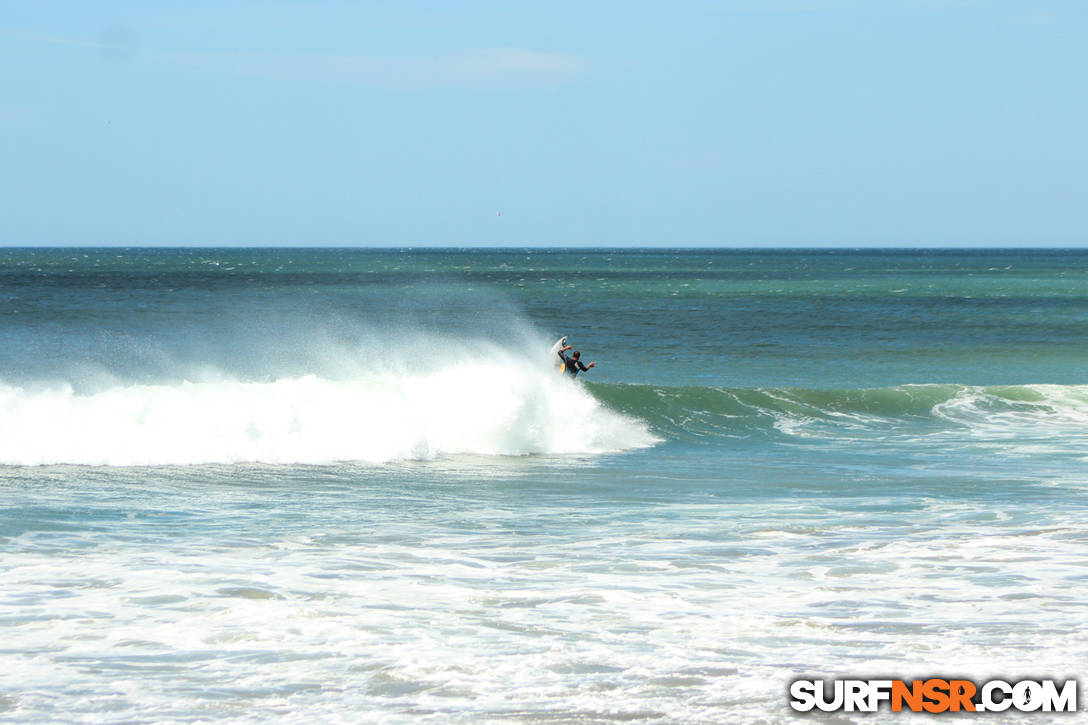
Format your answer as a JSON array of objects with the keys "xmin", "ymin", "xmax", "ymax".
[{"xmin": 1, "ymin": 248, "xmax": 1086, "ymax": 723}]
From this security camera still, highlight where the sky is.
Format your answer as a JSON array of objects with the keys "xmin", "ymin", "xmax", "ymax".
[{"xmin": 1, "ymin": 0, "xmax": 1086, "ymax": 247}]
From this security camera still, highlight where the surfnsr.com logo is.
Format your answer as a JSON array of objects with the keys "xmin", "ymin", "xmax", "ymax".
[{"xmin": 789, "ymin": 678, "xmax": 1078, "ymax": 713}]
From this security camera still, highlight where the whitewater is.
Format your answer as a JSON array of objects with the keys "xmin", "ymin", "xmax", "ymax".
[{"xmin": 0, "ymin": 344, "xmax": 657, "ymax": 466}]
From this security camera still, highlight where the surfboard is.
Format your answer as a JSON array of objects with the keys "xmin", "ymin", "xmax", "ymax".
[{"xmin": 549, "ymin": 336, "xmax": 567, "ymax": 374}]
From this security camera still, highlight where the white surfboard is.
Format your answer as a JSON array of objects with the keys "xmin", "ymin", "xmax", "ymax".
[{"xmin": 549, "ymin": 336, "xmax": 567, "ymax": 374}]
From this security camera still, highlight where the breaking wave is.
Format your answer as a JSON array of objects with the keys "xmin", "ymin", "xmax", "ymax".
[
  {"xmin": 0, "ymin": 351, "xmax": 658, "ymax": 467},
  {"xmin": 3, "ymin": 328, "xmax": 1085, "ymax": 468}
]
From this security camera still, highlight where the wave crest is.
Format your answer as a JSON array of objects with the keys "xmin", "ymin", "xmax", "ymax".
[{"xmin": 0, "ymin": 360, "xmax": 658, "ymax": 466}]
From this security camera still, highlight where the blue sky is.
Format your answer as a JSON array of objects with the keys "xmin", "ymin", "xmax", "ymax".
[{"xmin": 1, "ymin": 1, "xmax": 1085, "ymax": 246}]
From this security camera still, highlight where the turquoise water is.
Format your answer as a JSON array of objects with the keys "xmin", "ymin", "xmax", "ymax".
[{"xmin": 1, "ymin": 249, "xmax": 1087, "ymax": 722}]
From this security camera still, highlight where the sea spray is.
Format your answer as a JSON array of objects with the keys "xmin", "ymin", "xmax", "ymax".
[{"xmin": 0, "ymin": 345, "xmax": 657, "ymax": 466}]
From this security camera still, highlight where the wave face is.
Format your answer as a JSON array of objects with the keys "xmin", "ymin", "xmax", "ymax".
[
  {"xmin": 0, "ymin": 348, "xmax": 658, "ymax": 467},
  {"xmin": 5, "ymin": 372, "xmax": 1085, "ymax": 467},
  {"xmin": 589, "ymin": 382, "xmax": 1088, "ymax": 449}
]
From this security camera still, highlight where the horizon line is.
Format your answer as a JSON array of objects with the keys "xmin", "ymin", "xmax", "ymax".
[{"xmin": 2, "ymin": 244, "xmax": 1087, "ymax": 251}]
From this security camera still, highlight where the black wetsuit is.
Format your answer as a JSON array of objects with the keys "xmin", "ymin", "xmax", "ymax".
[{"xmin": 558, "ymin": 351, "xmax": 589, "ymax": 377}]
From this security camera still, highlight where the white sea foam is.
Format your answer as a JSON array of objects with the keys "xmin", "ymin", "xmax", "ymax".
[
  {"xmin": 932, "ymin": 384, "xmax": 1088, "ymax": 434},
  {"xmin": 2, "ymin": 491, "xmax": 1085, "ymax": 724},
  {"xmin": 762, "ymin": 383, "xmax": 1088, "ymax": 457},
  {"xmin": 0, "ymin": 347, "xmax": 657, "ymax": 466}
]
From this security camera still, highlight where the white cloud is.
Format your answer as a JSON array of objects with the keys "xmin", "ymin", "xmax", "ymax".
[
  {"xmin": 0, "ymin": 25, "xmax": 139, "ymax": 63},
  {"xmin": 1, "ymin": 24, "xmax": 590, "ymax": 89},
  {"xmin": 167, "ymin": 47, "xmax": 591, "ymax": 89},
  {"xmin": 0, "ymin": 103, "xmax": 30, "ymax": 124},
  {"xmin": 0, "ymin": 27, "xmax": 101, "ymax": 50}
]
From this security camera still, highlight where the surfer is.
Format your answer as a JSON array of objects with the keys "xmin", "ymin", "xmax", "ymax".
[{"xmin": 558, "ymin": 344, "xmax": 595, "ymax": 377}]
